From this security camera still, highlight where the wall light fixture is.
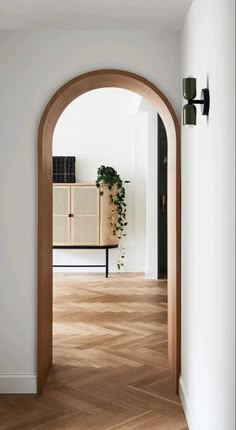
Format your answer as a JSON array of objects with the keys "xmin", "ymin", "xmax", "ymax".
[{"xmin": 183, "ymin": 77, "xmax": 210, "ymax": 126}]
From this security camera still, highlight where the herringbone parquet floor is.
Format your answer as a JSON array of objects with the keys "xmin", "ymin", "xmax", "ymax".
[{"xmin": 0, "ymin": 273, "xmax": 188, "ymax": 430}]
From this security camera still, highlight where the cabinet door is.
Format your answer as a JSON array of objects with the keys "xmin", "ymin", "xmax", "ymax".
[
  {"xmin": 100, "ymin": 184, "xmax": 118, "ymax": 246},
  {"xmin": 53, "ymin": 186, "xmax": 70, "ymax": 245},
  {"xmin": 71, "ymin": 185, "xmax": 99, "ymax": 245}
]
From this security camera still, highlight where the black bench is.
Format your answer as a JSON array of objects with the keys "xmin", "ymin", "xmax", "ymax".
[{"xmin": 53, "ymin": 244, "xmax": 118, "ymax": 278}]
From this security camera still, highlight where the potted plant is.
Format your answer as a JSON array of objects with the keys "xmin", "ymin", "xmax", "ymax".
[{"xmin": 96, "ymin": 165, "xmax": 130, "ymax": 271}]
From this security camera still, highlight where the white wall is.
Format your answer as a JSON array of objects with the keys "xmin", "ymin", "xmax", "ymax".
[
  {"xmin": 180, "ymin": 1, "xmax": 235, "ymax": 429},
  {"xmin": 0, "ymin": 30, "xmax": 180, "ymax": 392},
  {"xmin": 53, "ymin": 88, "xmax": 148, "ymax": 273}
]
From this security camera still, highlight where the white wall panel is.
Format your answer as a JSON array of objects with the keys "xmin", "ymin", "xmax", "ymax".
[
  {"xmin": 181, "ymin": 0, "xmax": 235, "ymax": 428},
  {"xmin": 0, "ymin": 29, "xmax": 180, "ymax": 390}
]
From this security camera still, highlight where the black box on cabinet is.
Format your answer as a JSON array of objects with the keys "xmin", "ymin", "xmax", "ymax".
[{"xmin": 53, "ymin": 156, "xmax": 76, "ymax": 183}]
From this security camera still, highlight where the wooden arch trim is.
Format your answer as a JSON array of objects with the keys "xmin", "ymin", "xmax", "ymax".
[{"xmin": 38, "ymin": 69, "xmax": 181, "ymax": 394}]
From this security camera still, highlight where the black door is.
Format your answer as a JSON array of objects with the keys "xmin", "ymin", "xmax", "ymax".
[{"xmin": 157, "ymin": 115, "xmax": 167, "ymax": 278}]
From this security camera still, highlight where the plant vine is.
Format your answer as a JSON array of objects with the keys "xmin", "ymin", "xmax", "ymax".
[{"xmin": 96, "ymin": 165, "xmax": 130, "ymax": 271}]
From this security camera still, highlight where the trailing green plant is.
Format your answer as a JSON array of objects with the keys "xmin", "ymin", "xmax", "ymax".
[{"xmin": 96, "ymin": 165, "xmax": 130, "ymax": 271}]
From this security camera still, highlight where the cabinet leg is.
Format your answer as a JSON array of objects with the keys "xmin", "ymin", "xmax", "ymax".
[{"xmin": 105, "ymin": 248, "xmax": 109, "ymax": 278}]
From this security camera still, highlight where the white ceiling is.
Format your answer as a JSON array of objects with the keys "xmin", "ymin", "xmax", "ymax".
[{"xmin": 0, "ymin": 0, "xmax": 193, "ymax": 30}]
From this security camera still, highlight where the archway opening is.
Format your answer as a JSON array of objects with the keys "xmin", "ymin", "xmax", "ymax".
[{"xmin": 38, "ymin": 69, "xmax": 180, "ymax": 394}]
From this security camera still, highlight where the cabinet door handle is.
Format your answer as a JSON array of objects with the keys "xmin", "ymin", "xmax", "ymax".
[{"xmin": 68, "ymin": 214, "xmax": 74, "ymax": 217}]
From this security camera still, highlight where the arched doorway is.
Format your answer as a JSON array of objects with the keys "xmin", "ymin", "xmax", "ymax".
[{"xmin": 38, "ymin": 69, "xmax": 181, "ymax": 394}]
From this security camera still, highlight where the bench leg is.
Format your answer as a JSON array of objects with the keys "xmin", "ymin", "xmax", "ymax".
[{"xmin": 105, "ymin": 248, "xmax": 109, "ymax": 278}]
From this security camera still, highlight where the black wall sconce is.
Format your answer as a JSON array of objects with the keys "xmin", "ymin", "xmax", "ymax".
[{"xmin": 183, "ymin": 77, "xmax": 210, "ymax": 125}]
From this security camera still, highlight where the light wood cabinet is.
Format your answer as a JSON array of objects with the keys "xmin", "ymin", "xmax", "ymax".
[{"xmin": 53, "ymin": 184, "xmax": 118, "ymax": 246}]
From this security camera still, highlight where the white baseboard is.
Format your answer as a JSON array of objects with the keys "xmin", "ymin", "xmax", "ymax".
[
  {"xmin": 179, "ymin": 375, "xmax": 195, "ymax": 430},
  {"xmin": 0, "ymin": 374, "xmax": 37, "ymax": 394},
  {"xmin": 145, "ymin": 272, "xmax": 158, "ymax": 279}
]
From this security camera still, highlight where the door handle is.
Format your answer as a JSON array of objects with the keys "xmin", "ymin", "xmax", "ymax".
[{"xmin": 68, "ymin": 214, "xmax": 74, "ymax": 217}]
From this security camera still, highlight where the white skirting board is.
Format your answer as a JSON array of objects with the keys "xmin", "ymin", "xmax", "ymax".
[
  {"xmin": 0, "ymin": 374, "xmax": 37, "ymax": 394},
  {"xmin": 145, "ymin": 272, "xmax": 158, "ymax": 280},
  {"xmin": 179, "ymin": 375, "xmax": 195, "ymax": 430}
]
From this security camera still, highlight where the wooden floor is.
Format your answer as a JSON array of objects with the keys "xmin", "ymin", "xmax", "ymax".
[{"xmin": 0, "ymin": 273, "xmax": 188, "ymax": 430}]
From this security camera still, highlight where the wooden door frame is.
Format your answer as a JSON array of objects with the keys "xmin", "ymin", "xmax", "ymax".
[{"xmin": 38, "ymin": 69, "xmax": 181, "ymax": 394}]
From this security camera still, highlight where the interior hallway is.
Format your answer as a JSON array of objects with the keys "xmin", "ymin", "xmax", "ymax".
[{"xmin": 0, "ymin": 273, "xmax": 187, "ymax": 429}]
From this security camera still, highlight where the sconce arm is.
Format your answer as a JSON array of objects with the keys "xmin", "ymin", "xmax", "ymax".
[{"xmin": 188, "ymin": 99, "xmax": 204, "ymax": 105}]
